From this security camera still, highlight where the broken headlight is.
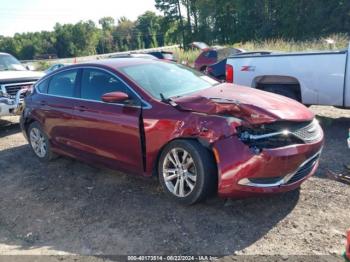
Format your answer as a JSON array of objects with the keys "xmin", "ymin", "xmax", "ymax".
[{"xmin": 238, "ymin": 124, "xmax": 305, "ymax": 150}]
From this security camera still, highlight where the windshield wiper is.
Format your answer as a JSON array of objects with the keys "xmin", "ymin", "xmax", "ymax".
[{"xmin": 160, "ymin": 93, "xmax": 178, "ymax": 107}]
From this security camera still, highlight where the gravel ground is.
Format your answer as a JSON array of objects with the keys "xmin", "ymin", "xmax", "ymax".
[{"xmin": 0, "ymin": 106, "xmax": 349, "ymax": 261}]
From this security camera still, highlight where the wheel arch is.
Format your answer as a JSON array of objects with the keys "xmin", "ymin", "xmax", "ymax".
[
  {"xmin": 152, "ymin": 137, "xmax": 217, "ymax": 178},
  {"xmin": 252, "ymin": 75, "xmax": 302, "ymax": 101},
  {"xmin": 22, "ymin": 115, "xmax": 38, "ymax": 136}
]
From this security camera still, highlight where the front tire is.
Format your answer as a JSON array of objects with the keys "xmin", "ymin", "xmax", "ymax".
[
  {"xmin": 158, "ymin": 140, "xmax": 217, "ymax": 205},
  {"xmin": 28, "ymin": 122, "xmax": 55, "ymax": 162}
]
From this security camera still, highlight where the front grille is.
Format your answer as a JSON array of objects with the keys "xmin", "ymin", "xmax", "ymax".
[
  {"xmin": 3, "ymin": 82, "xmax": 35, "ymax": 98},
  {"xmin": 286, "ymin": 154, "xmax": 320, "ymax": 184},
  {"xmin": 238, "ymin": 119, "xmax": 322, "ymax": 149},
  {"xmin": 291, "ymin": 119, "xmax": 322, "ymax": 143}
]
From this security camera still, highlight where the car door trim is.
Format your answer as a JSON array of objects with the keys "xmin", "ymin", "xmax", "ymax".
[{"xmin": 34, "ymin": 66, "xmax": 152, "ymax": 109}]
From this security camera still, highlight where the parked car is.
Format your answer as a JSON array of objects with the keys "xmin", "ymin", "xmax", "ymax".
[
  {"xmin": 20, "ymin": 58, "xmax": 324, "ymax": 205},
  {"xmin": 206, "ymin": 52, "xmax": 273, "ymax": 81},
  {"xmin": 205, "ymin": 58, "xmax": 227, "ymax": 81},
  {"xmin": 147, "ymin": 51, "xmax": 177, "ymax": 62},
  {"xmin": 0, "ymin": 52, "xmax": 44, "ymax": 118},
  {"xmin": 109, "ymin": 53, "xmax": 156, "ymax": 59},
  {"xmin": 44, "ymin": 63, "xmax": 67, "ymax": 74},
  {"xmin": 194, "ymin": 47, "xmax": 244, "ymax": 72},
  {"xmin": 225, "ymin": 44, "xmax": 350, "ymax": 107}
]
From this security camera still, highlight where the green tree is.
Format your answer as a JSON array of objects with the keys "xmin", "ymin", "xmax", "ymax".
[
  {"xmin": 155, "ymin": 0, "xmax": 186, "ymax": 48},
  {"xmin": 136, "ymin": 11, "xmax": 162, "ymax": 48},
  {"xmin": 113, "ymin": 17, "xmax": 137, "ymax": 51}
]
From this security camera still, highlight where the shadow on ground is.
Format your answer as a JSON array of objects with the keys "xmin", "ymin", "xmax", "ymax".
[
  {"xmin": 0, "ymin": 119, "xmax": 20, "ymax": 138},
  {"xmin": 316, "ymin": 116, "xmax": 350, "ymax": 176}
]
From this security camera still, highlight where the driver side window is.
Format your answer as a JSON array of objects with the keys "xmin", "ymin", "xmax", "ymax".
[{"xmin": 81, "ymin": 69, "xmax": 130, "ymax": 102}]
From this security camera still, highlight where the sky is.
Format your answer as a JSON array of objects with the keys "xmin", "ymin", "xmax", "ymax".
[{"xmin": 0, "ymin": 0, "xmax": 158, "ymax": 36}]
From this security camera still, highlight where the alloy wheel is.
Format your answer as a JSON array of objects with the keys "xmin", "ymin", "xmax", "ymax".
[
  {"xmin": 162, "ymin": 148, "xmax": 197, "ymax": 197},
  {"xmin": 29, "ymin": 127, "xmax": 47, "ymax": 158}
]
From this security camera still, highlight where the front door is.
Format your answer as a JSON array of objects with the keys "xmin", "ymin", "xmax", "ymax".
[{"xmin": 70, "ymin": 68, "xmax": 143, "ymax": 174}]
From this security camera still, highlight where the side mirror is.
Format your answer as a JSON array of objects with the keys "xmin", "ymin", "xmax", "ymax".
[
  {"xmin": 26, "ymin": 65, "xmax": 35, "ymax": 71},
  {"xmin": 101, "ymin": 92, "xmax": 129, "ymax": 103}
]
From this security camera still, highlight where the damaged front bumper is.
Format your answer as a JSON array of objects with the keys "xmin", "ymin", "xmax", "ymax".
[
  {"xmin": 0, "ymin": 88, "xmax": 28, "ymax": 116},
  {"xmin": 213, "ymin": 126, "xmax": 324, "ymax": 198}
]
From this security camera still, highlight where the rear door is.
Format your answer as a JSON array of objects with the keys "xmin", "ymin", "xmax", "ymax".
[
  {"xmin": 70, "ymin": 67, "xmax": 144, "ymax": 174},
  {"xmin": 34, "ymin": 69, "xmax": 80, "ymax": 153}
]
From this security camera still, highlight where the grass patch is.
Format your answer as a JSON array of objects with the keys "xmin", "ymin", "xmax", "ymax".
[
  {"xmin": 234, "ymin": 33, "xmax": 349, "ymax": 52},
  {"xmin": 173, "ymin": 34, "xmax": 349, "ymax": 64}
]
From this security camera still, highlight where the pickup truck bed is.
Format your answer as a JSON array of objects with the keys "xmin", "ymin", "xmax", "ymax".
[{"xmin": 226, "ymin": 45, "xmax": 350, "ymax": 108}]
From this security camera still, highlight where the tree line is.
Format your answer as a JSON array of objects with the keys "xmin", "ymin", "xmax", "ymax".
[
  {"xmin": 157, "ymin": 0, "xmax": 350, "ymax": 46},
  {"xmin": 0, "ymin": 0, "xmax": 349, "ymax": 60},
  {"xmin": 0, "ymin": 11, "xmax": 180, "ymax": 60}
]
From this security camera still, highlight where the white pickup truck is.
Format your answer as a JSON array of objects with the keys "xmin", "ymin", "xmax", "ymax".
[
  {"xmin": 0, "ymin": 52, "xmax": 44, "ymax": 117},
  {"xmin": 225, "ymin": 44, "xmax": 350, "ymax": 108}
]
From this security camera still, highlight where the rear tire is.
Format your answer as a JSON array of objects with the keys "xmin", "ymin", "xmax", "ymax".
[
  {"xmin": 158, "ymin": 140, "xmax": 217, "ymax": 205},
  {"xmin": 28, "ymin": 122, "xmax": 56, "ymax": 162}
]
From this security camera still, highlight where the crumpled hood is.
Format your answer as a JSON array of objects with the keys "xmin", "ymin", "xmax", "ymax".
[
  {"xmin": 0, "ymin": 70, "xmax": 44, "ymax": 82},
  {"xmin": 173, "ymin": 84, "xmax": 314, "ymax": 125}
]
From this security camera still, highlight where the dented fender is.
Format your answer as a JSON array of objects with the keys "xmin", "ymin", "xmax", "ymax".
[{"xmin": 142, "ymin": 106, "xmax": 242, "ymax": 176}]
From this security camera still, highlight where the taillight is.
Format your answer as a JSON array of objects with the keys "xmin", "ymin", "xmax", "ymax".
[{"xmin": 226, "ymin": 64, "xmax": 234, "ymax": 83}]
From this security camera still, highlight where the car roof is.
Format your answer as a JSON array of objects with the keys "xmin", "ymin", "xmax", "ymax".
[
  {"xmin": 81, "ymin": 58, "xmax": 160, "ymax": 68},
  {"xmin": 50, "ymin": 58, "xmax": 160, "ymax": 74}
]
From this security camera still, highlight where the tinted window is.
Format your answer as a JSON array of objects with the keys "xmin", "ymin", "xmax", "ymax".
[
  {"xmin": 203, "ymin": 51, "xmax": 216, "ymax": 59},
  {"xmin": 81, "ymin": 69, "xmax": 130, "ymax": 102},
  {"xmin": 148, "ymin": 52, "xmax": 162, "ymax": 59},
  {"xmin": 36, "ymin": 79, "xmax": 49, "ymax": 93},
  {"xmin": 202, "ymin": 51, "xmax": 210, "ymax": 58},
  {"xmin": 48, "ymin": 70, "xmax": 78, "ymax": 97},
  {"xmin": 208, "ymin": 50, "xmax": 217, "ymax": 58}
]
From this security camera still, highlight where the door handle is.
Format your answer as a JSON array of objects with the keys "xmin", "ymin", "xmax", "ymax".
[
  {"xmin": 74, "ymin": 105, "xmax": 88, "ymax": 112},
  {"xmin": 40, "ymin": 100, "xmax": 47, "ymax": 106}
]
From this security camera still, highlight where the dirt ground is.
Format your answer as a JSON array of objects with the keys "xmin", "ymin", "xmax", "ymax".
[{"xmin": 0, "ymin": 106, "xmax": 349, "ymax": 261}]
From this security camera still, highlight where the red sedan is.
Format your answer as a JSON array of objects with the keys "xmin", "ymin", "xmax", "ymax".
[{"xmin": 20, "ymin": 59, "xmax": 324, "ymax": 205}]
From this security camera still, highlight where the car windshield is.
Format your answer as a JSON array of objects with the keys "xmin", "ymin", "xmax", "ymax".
[
  {"xmin": 119, "ymin": 62, "xmax": 218, "ymax": 100},
  {"xmin": 0, "ymin": 54, "xmax": 26, "ymax": 71}
]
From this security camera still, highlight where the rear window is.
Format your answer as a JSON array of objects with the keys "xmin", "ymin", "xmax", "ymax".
[
  {"xmin": 47, "ymin": 70, "xmax": 78, "ymax": 97},
  {"xmin": 203, "ymin": 50, "xmax": 217, "ymax": 59}
]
